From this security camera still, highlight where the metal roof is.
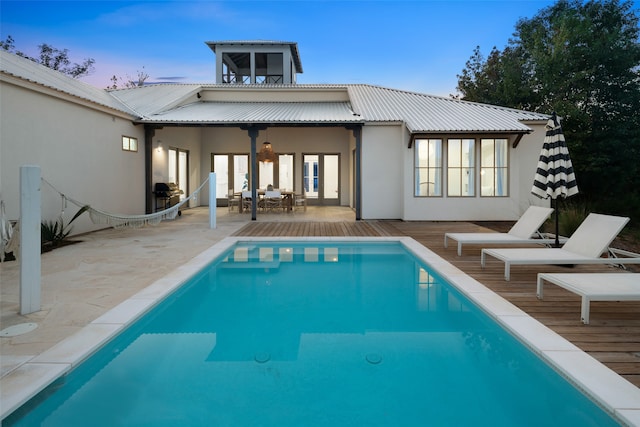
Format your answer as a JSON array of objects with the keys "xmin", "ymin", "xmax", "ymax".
[
  {"xmin": 139, "ymin": 101, "xmax": 362, "ymax": 125},
  {"xmin": 2, "ymin": 48, "xmax": 548, "ymax": 133},
  {"xmin": 0, "ymin": 50, "xmax": 136, "ymax": 115},
  {"xmin": 108, "ymin": 84, "xmax": 202, "ymax": 117},
  {"xmin": 129, "ymin": 83, "xmax": 547, "ymax": 131},
  {"xmin": 348, "ymin": 85, "xmax": 547, "ymax": 133}
]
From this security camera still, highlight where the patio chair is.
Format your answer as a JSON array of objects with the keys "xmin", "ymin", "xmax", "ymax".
[
  {"xmin": 228, "ymin": 189, "xmax": 240, "ymax": 212},
  {"xmin": 444, "ymin": 206, "xmax": 557, "ymax": 256},
  {"xmin": 481, "ymin": 213, "xmax": 640, "ymax": 281},
  {"xmin": 537, "ymin": 272, "xmax": 640, "ymax": 324},
  {"xmin": 294, "ymin": 191, "xmax": 307, "ymax": 212},
  {"xmin": 263, "ymin": 190, "xmax": 283, "ymax": 212},
  {"xmin": 241, "ymin": 191, "xmax": 252, "ymax": 213}
]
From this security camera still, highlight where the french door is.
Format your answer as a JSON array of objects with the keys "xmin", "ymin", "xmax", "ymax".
[
  {"xmin": 257, "ymin": 154, "xmax": 295, "ymax": 191},
  {"xmin": 303, "ymin": 154, "xmax": 339, "ymax": 205},
  {"xmin": 168, "ymin": 147, "xmax": 189, "ymax": 199},
  {"xmin": 212, "ymin": 154, "xmax": 249, "ymax": 205},
  {"xmin": 212, "ymin": 153, "xmax": 294, "ymax": 206}
]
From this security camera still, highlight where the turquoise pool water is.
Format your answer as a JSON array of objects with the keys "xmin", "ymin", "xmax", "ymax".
[{"xmin": 5, "ymin": 241, "xmax": 619, "ymax": 426}]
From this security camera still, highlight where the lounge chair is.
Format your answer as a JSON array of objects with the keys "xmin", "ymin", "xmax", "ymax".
[
  {"xmin": 444, "ymin": 206, "xmax": 557, "ymax": 256},
  {"xmin": 481, "ymin": 213, "xmax": 640, "ymax": 281},
  {"xmin": 537, "ymin": 272, "xmax": 640, "ymax": 324}
]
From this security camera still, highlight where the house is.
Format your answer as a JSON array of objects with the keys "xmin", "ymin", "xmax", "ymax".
[{"xmin": 0, "ymin": 40, "xmax": 549, "ymax": 235}]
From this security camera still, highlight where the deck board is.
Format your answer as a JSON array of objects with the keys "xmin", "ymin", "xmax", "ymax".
[{"xmin": 232, "ymin": 220, "xmax": 640, "ymax": 387}]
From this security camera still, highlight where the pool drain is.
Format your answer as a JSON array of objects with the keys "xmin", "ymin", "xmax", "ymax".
[
  {"xmin": 254, "ymin": 352, "xmax": 271, "ymax": 363},
  {"xmin": 365, "ymin": 353, "xmax": 382, "ymax": 365}
]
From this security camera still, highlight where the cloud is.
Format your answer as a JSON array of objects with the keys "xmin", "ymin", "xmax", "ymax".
[{"xmin": 155, "ymin": 76, "xmax": 186, "ymax": 81}]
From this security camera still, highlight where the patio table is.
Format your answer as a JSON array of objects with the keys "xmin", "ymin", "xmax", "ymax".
[{"xmin": 237, "ymin": 190, "xmax": 295, "ymax": 213}]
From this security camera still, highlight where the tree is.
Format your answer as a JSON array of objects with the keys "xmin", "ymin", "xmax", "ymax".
[
  {"xmin": 107, "ymin": 67, "xmax": 150, "ymax": 90},
  {"xmin": 456, "ymin": 0, "xmax": 640, "ymax": 218},
  {"xmin": 457, "ymin": 45, "xmax": 534, "ymax": 109},
  {"xmin": 1, "ymin": 35, "xmax": 95, "ymax": 78}
]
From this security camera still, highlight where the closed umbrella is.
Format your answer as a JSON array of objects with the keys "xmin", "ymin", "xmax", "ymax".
[
  {"xmin": 1, "ymin": 200, "xmax": 14, "ymax": 261},
  {"xmin": 531, "ymin": 112, "xmax": 579, "ymax": 247}
]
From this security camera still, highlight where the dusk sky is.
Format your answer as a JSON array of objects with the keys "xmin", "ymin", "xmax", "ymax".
[{"xmin": 2, "ymin": 0, "xmax": 637, "ymax": 96}]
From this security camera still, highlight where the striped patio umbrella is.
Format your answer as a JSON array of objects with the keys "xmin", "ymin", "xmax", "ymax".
[{"xmin": 531, "ymin": 112, "xmax": 578, "ymax": 246}]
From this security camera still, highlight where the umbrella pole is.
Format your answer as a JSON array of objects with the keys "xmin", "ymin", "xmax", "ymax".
[{"xmin": 554, "ymin": 199, "xmax": 560, "ymax": 247}]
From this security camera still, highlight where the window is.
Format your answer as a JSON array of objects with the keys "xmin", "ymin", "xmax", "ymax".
[
  {"xmin": 212, "ymin": 154, "xmax": 249, "ymax": 197},
  {"xmin": 303, "ymin": 154, "xmax": 318, "ymax": 196},
  {"xmin": 414, "ymin": 139, "xmax": 442, "ymax": 196},
  {"xmin": 480, "ymin": 138, "xmax": 508, "ymax": 196},
  {"xmin": 258, "ymin": 161, "xmax": 274, "ymax": 189},
  {"xmin": 278, "ymin": 154, "xmax": 294, "ymax": 191},
  {"xmin": 122, "ymin": 136, "xmax": 138, "ymax": 152},
  {"xmin": 447, "ymin": 139, "xmax": 475, "ymax": 196},
  {"xmin": 414, "ymin": 137, "xmax": 509, "ymax": 199},
  {"xmin": 255, "ymin": 53, "xmax": 284, "ymax": 84},
  {"xmin": 168, "ymin": 148, "xmax": 188, "ymax": 199},
  {"xmin": 213, "ymin": 155, "xmax": 230, "ymax": 200},
  {"xmin": 256, "ymin": 153, "xmax": 295, "ymax": 190},
  {"xmin": 221, "ymin": 52, "xmax": 250, "ymax": 84}
]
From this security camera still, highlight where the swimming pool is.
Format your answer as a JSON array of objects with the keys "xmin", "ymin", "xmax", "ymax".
[{"xmin": 3, "ymin": 237, "xmax": 639, "ymax": 425}]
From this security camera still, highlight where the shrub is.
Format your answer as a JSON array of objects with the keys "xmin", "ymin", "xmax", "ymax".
[
  {"xmin": 41, "ymin": 205, "xmax": 89, "ymax": 251},
  {"xmin": 558, "ymin": 201, "xmax": 588, "ymax": 237},
  {"xmin": 41, "ymin": 218, "xmax": 71, "ymax": 249}
]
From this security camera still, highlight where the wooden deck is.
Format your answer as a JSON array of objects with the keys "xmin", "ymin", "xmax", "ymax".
[{"xmin": 233, "ymin": 220, "xmax": 640, "ymax": 388}]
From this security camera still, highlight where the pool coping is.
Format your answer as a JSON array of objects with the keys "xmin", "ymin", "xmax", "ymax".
[{"xmin": 2, "ymin": 236, "xmax": 639, "ymax": 426}]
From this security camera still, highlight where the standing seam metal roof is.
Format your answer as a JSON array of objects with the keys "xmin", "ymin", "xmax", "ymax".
[
  {"xmin": 2, "ymin": 49, "xmax": 548, "ymax": 132},
  {"xmin": 108, "ymin": 84, "xmax": 202, "ymax": 117},
  {"xmin": 347, "ymin": 85, "xmax": 547, "ymax": 132},
  {"xmin": 140, "ymin": 101, "xmax": 362, "ymax": 124},
  {"xmin": 111, "ymin": 83, "xmax": 547, "ymax": 131},
  {"xmin": 0, "ymin": 50, "xmax": 137, "ymax": 116}
]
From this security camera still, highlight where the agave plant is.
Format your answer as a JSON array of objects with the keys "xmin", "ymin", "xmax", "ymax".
[{"xmin": 41, "ymin": 205, "xmax": 90, "ymax": 250}]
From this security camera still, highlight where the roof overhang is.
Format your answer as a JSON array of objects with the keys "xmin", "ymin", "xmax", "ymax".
[{"xmin": 134, "ymin": 101, "xmax": 364, "ymax": 126}]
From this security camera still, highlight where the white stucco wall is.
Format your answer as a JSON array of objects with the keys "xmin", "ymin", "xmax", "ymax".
[
  {"xmin": 356, "ymin": 122, "xmax": 549, "ymax": 221},
  {"xmin": 360, "ymin": 124, "xmax": 405, "ymax": 219},
  {"xmin": 151, "ymin": 127, "xmax": 203, "ymax": 208},
  {"xmin": 0, "ymin": 80, "xmax": 145, "ymax": 236}
]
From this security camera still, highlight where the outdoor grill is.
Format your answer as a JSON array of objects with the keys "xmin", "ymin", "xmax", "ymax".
[{"xmin": 153, "ymin": 182, "xmax": 183, "ymax": 214}]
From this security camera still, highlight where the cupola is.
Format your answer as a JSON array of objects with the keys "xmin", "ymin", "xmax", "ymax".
[{"xmin": 206, "ymin": 40, "xmax": 303, "ymax": 85}]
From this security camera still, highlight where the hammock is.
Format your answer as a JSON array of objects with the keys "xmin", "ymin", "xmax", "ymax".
[
  {"xmin": 82, "ymin": 202, "xmax": 182, "ymax": 229},
  {"xmin": 42, "ymin": 176, "xmax": 210, "ymax": 230}
]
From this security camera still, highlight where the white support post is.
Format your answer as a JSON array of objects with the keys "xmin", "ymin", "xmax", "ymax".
[
  {"xmin": 20, "ymin": 165, "xmax": 41, "ymax": 315},
  {"xmin": 209, "ymin": 172, "xmax": 216, "ymax": 229}
]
